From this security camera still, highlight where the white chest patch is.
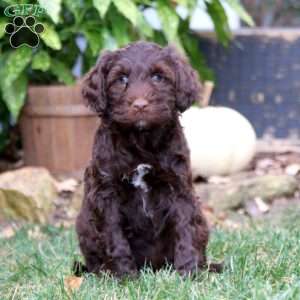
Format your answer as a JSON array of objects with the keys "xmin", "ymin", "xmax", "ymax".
[{"xmin": 131, "ymin": 164, "xmax": 152, "ymax": 192}]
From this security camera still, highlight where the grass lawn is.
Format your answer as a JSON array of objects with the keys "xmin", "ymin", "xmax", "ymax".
[{"xmin": 1, "ymin": 208, "xmax": 300, "ymax": 300}]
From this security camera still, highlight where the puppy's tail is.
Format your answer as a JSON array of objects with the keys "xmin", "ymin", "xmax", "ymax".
[{"xmin": 72, "ymin": 260, "xmax": 88, "ymax": 277}]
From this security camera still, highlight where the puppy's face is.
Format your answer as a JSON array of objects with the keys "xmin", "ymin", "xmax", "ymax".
[
  {"xmin": 106, "ymin": 46, "xmax": 177, "ymax": 129},
  {"xmin": 82, "ymin": 42, "xmax": 201, "ymax": 130}
]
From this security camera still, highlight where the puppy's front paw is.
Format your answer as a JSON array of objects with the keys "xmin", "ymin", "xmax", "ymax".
[
  {"xmin": 113, "ymin": 258, "xmax": 138, "ymax": 279},
  {"xmin": 176, "ymin": 257, "xmax": 199, "ymax": 277}
]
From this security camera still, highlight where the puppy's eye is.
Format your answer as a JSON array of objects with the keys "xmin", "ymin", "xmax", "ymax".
[
  {"xmin": 117, "ymin": 74, "xmax": 129, "ymax": 85},
  {"xmin": 151, "ymin": 73, "xmax": 164, "ymax": 82}
]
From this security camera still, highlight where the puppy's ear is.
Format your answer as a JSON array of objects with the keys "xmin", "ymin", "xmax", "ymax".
[
  {"xmin": 81, "ymin": 51, "xmax": 115, "ymax": 116},
  {"xmin": 165, "ymin": 46, "xmax": 202, "ymax": 112}
]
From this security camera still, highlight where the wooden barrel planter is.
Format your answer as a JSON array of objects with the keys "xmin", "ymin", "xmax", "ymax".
[
  {"xmin": 197, "ymin": 28, "xmax": 300, "ymax": 139},
  {"xmin": 20, "ymin": 84, "xmax": 99, "ymax": 178}
]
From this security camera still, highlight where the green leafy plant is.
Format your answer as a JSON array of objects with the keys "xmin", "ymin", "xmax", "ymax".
[{"xmin": 0, "ymin": 0, "xmax": 253, "ymax": 153}]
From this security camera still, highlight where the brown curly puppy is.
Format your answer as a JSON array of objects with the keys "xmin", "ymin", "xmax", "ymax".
[{"xmin": 76, "ymin": 41, "xmax": 222, "ymax": 278}]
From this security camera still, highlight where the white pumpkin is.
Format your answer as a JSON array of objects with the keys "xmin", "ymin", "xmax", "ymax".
[{"xmin": 180, "ymin": 106, "xmax": 257, "ymax": 178}]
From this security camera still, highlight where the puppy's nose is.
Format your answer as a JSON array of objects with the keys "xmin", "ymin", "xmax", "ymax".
[{"xmin": 132, "ymin": 98, "xmax": 149, "ymax": 110}]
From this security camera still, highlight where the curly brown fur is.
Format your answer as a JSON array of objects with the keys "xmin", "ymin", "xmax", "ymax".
[{"xmin": 76, "ymin": 41, "xmax": 222, "ymax": 278}]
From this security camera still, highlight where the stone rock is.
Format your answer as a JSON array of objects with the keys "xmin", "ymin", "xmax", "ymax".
[
  {"xmin": 0, "ymin": 167, "xmax": 58, "ymax": 223},
  {"xmin": 195, "ymin": 174, "xmax": 298, "ymax": 212},
  {"xmin": 244, "ymin": 197, "xmax": 270, "ymax": 218},
  {"xmin": 285, "ymin": 164, "xmax": 300, "ymax": 176}
]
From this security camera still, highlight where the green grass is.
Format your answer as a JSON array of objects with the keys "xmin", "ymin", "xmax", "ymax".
[{"xmin": 1, "ymin": 210, "xmax": 300, "ymax": 300}]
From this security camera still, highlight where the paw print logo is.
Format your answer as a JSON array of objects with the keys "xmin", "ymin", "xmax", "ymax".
[{"xmin": 5, "ymin": 16, "xmax": 44, "ymax": 48}]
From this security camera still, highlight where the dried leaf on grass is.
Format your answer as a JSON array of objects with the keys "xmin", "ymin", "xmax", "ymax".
[
  {"xmin": 0, "ymin": 225, "xmax": 15, "ymax": 238},
  {"xmin": 64, "ymin": 275, "xmax": 83, "ymax": 295}
]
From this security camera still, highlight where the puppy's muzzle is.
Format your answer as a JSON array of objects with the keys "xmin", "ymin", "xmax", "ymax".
[{"xmin": 132, "ymin": 98, "xmax": 149, "ymax": 112}]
